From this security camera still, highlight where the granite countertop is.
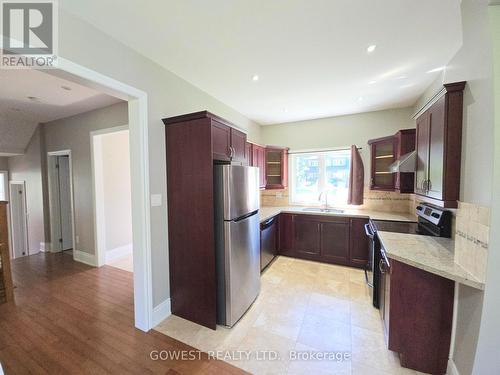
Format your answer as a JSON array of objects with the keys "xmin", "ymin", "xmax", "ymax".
[
  {"xmin": 377, "ymin": 231, "xmax": 485, "ymax": 290},
  {"xmin": 259, "ymin": 206, "xmax": 417, "ymax": 223}
]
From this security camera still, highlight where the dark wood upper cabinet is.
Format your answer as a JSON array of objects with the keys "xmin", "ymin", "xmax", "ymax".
[
  {"xmin": 245, "ymin": 142, "xmax": 253, "ymax": 166},
  {"xmin": 414, "ymin": 82, "xmax": 465, "ymax": 208},
  {"xmin": 349, "ymin": 218, "xmax": 369, "ymax": 268},
  {"xmin": 230, "ymin": 128, "xmax": 247, "ymax": 163},
  {"xmin": 394, "ymin": 129, "xmax": 416, "ymax": 194},
  {"xmin": 165, "ymin": 111, "xmax": 248, "ymax": 164},
  {"xmin": 265, "ymin": 147, "xmax": 289, "ymax": 189},
  {"xmin": 211, "ymin": 120, "xmax": 231, "ymax": 161},
  {"xmin": 368, "ymin": 129, "xmax": 416, "ymax": 193},
  {"xmin": 415, "ymin": 113, "xmax": 431, "ymax": 196},
  {"xmin": 250, "ymin": 143, "xmax": 266, "ymax": 188},
  {"xmin": 368, "ymin": 136, "xmax": 396, "ymax": 191}
]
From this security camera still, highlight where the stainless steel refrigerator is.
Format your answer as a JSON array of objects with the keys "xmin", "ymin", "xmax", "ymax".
[{"xmin": 214, "ymin": 165, "xmax": 261, "ymax": 327}]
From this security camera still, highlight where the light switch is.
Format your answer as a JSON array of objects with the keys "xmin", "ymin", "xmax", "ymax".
[{"xmin": 151, "ymin": 194, "xmax": 162, "ymax": 207}]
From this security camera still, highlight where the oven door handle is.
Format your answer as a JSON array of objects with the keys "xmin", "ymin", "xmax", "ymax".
[
  {"xmin": 364, "ymin": 268, "xmax": 373, "ymax": 288},
  {"xmin": 364, "ymin": 224, "xmax": 374, "ymax": 239}
]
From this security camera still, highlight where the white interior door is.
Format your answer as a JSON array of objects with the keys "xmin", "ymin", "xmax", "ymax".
[
  {"xmin": 57, "ymin": 156, "xmax": 73, "ymax": 251},
  {"xmin": 9, "ymin": 182, "xmax": 28, "ymax": 258}
]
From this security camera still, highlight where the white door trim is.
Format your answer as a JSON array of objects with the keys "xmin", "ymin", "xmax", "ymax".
[
  {"xmin": 47, "ymin": 150, "xmax": 76, "ymax": 258},
  {"xmin": 52, "ymin": 57, "xmax": 153, "ymax": 332},
  {"xmin": 8, "ymin": 181, "xmax": 29, "ymax": 258},
  {"xmin": 0, "ymin": 171, "xmax": 13, "ymax": 259},
  {"xmin": 0, "ymin": 170, "xmax": 8, "ymax": 201},
  {"xmin": 90, "ymin": 125, "xmax": 129, "ymax": 268}
]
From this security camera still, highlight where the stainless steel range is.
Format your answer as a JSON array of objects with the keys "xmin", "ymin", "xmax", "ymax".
[{"xmin": 364, "ymin": 203, "xmax": 452, "ymax": 308}]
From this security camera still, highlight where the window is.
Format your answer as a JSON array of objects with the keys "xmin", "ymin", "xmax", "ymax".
[
  {"xmin": 0, "ymin": 171, "xmax": 7, "ymax": 201},
  {"xmin": 290, "ymin": 149, "xmax": 351, "ymax": 206}
]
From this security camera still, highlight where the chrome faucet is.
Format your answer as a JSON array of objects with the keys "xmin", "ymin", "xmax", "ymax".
[{"xmin": 318, "ymin": 191, "xmax": 329, "ymax": 210}]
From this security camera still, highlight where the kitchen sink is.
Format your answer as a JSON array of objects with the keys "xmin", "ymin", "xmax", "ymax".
[{"xmin": 302, "ymin": 207, "xmax": 345, "ymax": 214}]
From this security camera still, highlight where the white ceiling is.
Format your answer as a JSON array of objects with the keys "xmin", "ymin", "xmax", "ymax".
[
  {"xmin": 62, "ymin": 0, "xmax": 463, "ymax": 125},
  {"xmin": 0, "ymin": 69, "xmax": 122, "ymax": 154}
]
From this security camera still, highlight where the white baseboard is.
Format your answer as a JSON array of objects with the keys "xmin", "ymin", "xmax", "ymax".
[
  {"xmin": 39, "ymin": 242, "xmax": 49, "ymax": 252},
  {"xmin": 74, "ymin": 250, "xmax": 97, "ymax": 267},
  {"xmin": 447, "ymin": 360, "xmax": 460, "ymax": 375},
  {"xmin": 105, "ymin": 243, "xmax": 133, "ymax": 263},
  {"xmin": 152, "ymin": 298, "xmax": 171, "ymax": 328}
]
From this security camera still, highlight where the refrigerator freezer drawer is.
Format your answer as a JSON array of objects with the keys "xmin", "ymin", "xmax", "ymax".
[{"xmin": 217, "ymin": 212, "xmax": 261, "ymax": 327}]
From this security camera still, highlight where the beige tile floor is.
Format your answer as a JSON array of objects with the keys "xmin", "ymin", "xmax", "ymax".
[{"xmin": 155, "ymin": 256, "xmax": 424, "ymax": 375}]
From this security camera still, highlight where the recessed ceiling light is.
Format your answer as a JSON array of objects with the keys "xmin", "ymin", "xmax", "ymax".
[
  {"xmin": 427, "ymin": 66, "xmax": 445, "ymax": 73},
  {"xmin": 368, "ymin": 80, "xmax": 377, "ymax": 85},
  {"xmin": 252, "ymin": 74, "xmax": 259, "ymax": 82},
  {"xmin": 27, "ymin": 96, "xmax": 39, "ymax": 101},
  {"xmin": 366, "ymin": 45, "xmax": 377, "ymax": 53},
  {"xmin": 395, "ymin": 75, "xmax": 407, "ymax": 80},
  {"xmin": 61, "ymin": 85, "xmax": 72, "ymax": 91}
]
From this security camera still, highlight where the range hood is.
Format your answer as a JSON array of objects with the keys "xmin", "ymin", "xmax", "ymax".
[{"xmin": 389, "ymin": 151, "xmax": 416, "ymax": 173}]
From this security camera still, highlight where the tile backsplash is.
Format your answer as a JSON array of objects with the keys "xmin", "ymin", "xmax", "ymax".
[
  {"xmin": 358, "ymin": 189, "xmax": 415, "ymax": 214},
  {"xmin": 260, "ymin": 188, "xmax": 289, "ymax": 207},
  {"xmin": 260, "ymin": 187, "xmax": 415, "ymax": 214},
  {"xmin": 454, "ymin": 202, "xmax": 490, "ymax": 283}
]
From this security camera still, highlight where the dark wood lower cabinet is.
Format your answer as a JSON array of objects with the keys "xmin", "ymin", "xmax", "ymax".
[
  {"xmin": 385, "ymin": 258, "xmax": 454, "ymax": 375},
  {"xmin": 294, "ymin": 216, "xmax": 321, "ymax": 257},
  {"xmin": 279, "ymin": 213, "xmax": 295, "ymax": 256},
  {"xmin": 320, "ymin": 220, "xmax": 349, "ymax": 265},
  {"xmin": 349, "ymin": 218, "xmax": 369, "ymax": 268},
  {"xmin": 278, "ymin": 213, "xmax": 368, "ymax": 268}
]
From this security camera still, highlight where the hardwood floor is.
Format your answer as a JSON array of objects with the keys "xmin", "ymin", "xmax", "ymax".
[{"xmin": 0, "ymin": 252, "xmax": 245, "ymax": 374}]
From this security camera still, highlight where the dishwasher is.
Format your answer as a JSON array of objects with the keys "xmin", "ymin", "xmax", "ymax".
[{"xmin": 260, "ymin": 216, "xmax": 278, "ymax": 271}]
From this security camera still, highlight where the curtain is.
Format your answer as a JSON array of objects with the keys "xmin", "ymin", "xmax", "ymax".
[{"xmin": 348, "ymin": 145, "xmax": 364, "ymax": 205}]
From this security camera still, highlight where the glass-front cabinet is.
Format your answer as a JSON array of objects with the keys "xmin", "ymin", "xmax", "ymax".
[
  {"xmin": 265, "ymin": 147, "xmax": 289, "ymax": 189},
  {"xmin": 368, "ymin": 136, "xmax": 396, "ymax": 191}
]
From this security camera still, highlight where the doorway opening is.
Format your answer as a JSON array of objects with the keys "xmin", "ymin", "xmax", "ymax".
[
  {"xmin": 0, "ymin": 59, "xmax": 152, "ymax": 331},
  {"xmin": 8, "ymin": 181, "xmax": 28, "ymax": 258},
  {"xmin": 47, "ymin": 151, "xmax": 75, "ymax": 255},
  {"xmin": 91, "ymin": 126, "xmax": 133, "ymax": 272}
]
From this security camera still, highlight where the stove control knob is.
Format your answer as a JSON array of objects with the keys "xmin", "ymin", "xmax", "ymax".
[
  {"xmin": 416, "ymin": 206, "xmax": 423, "ymax": 211},
  {"xmin": 431, "ymin": 213, "xmax": 440, "ymax": 219}
]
